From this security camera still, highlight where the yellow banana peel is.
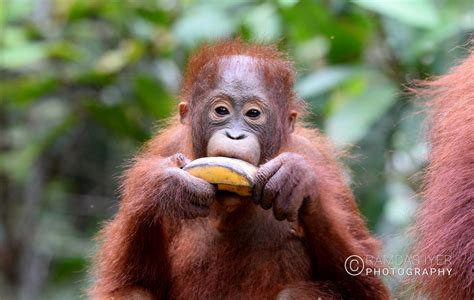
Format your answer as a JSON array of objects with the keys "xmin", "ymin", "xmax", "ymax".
[{"xmin": 183, "ymin": 157, "xmax": 257, "ymax": 196}]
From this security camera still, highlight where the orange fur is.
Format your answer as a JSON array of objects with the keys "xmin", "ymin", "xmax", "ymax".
[
  {"xmin": 410, "ymin": 49, "xmax": 474, "ymax": 299},
  {"xmin": 90, "ymin": 40, "xmax": 389, "ymax": 299}
]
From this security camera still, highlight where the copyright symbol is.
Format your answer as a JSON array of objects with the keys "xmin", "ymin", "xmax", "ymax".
[{"xmin": 344, "ymin": 255, "xmax": 364, "ymax": 276}]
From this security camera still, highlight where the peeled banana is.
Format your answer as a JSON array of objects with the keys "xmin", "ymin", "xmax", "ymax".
[{"xmin": 183, "ymin": 157, "xmax": 257, "ymax": 196}]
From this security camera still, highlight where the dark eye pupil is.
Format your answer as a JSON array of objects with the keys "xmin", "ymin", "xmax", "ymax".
[
  {"xmin": 215, "ymin": 106, "xmax": 229, "ymax": 115},
  {"xmin": 246, "ymin": 109, "xmax": 260, "ymax": 118}
]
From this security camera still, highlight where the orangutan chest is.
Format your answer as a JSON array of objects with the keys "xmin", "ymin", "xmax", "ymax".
[{"xmin": 167, "ymin": 221, "xmax": 311, "ymax": 299}]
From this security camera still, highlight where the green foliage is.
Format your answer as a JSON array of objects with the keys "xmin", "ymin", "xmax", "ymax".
[
  {"xmin": 325, "ymin": 69, "xmax": 398, "ymax": 146},
  {"xmin": 353, "ymin": 0, "xmax": 440, "ymax": 28},
  {"xmin": 0, "ymin": 0, "xmax": 472, "ymax": 298}
]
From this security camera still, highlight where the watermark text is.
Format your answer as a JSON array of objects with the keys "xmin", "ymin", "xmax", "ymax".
[{"xmin": 344, "ymin": 255, "xmax": 453, "ymax": 277}]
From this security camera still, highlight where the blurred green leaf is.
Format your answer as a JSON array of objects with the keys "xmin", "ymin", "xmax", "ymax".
[
  {"xmin": 2, "ymin": 0, "xmax": 34, "ymax": 22},
  {"xmin": 407, "ymin": 21, "xmax": 461, "ymax": 60},
  {"xmin": 281, "ymin": 2, "xmax": 372, "ymax": 62},
  {"xmin": 84, "ymin": 100, "xmax": 149, "ymax": 141},
  {"xmin": 2, "ymin": 26, "xmax": 29, "ymax": 47},
  {"xmin": 293, "ymin": 37, "xmax": 329, "ymax": 66},
  {"xmin": 0, "ymin": 43, "xmax": 47, "ymax": 69},
  {"xmin": 1, "ymin": 76, "xmax": 58, "ymax": 105},
  {"xmin": 296, "ymin": 66, "xmax": 355, "ymax": 98},
  {"xmin": 49, "ymin": 41, "xmax": 84, "ymax": 61},
  {"xmin": 325, "ymin": 71, "xmax": 398, "ymax": 146},
  {"xmin": 95, "ymin": 40, "xmax": 144, "ymax": 74},
  {"xmin": 242, "ymin": 3, "xmax": 282, "ymax": 42},
  {"xmin": 134, "ymin": 75, "xmax": 175, "ymax": 120},
  {"xmin": 135, "ymin": 6, "xmax": 173, "ymax": 25},
  {"xmin": 51, "ymin": 257, "xmax": 87, "ymax": 284},
  {"xmin": 0, "ymin": 114, "xmax": 77, "ymax": 181},
  {"xmin": 353, "ymin": 0, "xmax": 439, "ymax": 28},
  {"xmin": 172, "ymin": 4, "xmax": 236, "ymax": 47}
]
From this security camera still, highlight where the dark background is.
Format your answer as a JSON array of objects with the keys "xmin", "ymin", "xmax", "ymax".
[{"xmin": 1, "ymin": 0, "xmax": 473, "ymax": 299}]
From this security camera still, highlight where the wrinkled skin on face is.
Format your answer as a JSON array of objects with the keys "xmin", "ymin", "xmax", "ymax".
[
  {"xmin": 181, "ymin": 55, "xmax": 292, "ymax": 165},
  {"xmin": 177, "ymin": 55, "xmax": 304, "ymax": 219}
]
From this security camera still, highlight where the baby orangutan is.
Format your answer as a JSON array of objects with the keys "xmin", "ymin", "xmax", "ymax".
[{"xmin": 91, "ymin": 40, "xmax": 389, "ymax": 300}]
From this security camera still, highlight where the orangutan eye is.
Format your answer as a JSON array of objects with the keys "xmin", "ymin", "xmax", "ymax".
[
  {"xmin": 245, "ymin": 109, "xmax": 261, "ymax": 119},
  {"xmin": 215, "ymin": 106, "xmax": 230, "ymax": 116}
]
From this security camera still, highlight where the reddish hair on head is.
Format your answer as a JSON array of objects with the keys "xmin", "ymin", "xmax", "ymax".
[{"xmin": 180, "ymin": 39, "xmax": 298, "ymax": 109}]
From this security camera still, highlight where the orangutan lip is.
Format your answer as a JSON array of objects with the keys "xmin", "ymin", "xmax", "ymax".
[{"xmin": 207, "ymin": 152, "xmax": 256, "ymax": 166}]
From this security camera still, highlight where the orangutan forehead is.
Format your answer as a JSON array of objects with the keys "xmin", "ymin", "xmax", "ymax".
[
  {"xmin": 217, "ymin": 55, "xmax": 260, "ymax": 69},
  {"xmin": 216, "ymin": 55, "xmax": 263, "ymax": 81},
  {"xmin": 218, "ymin": 55, "xmax": 263, "ymax": 75},
  {"xmin": 189, "ymin": 54, "xmax": 295, "ymax": 106}
]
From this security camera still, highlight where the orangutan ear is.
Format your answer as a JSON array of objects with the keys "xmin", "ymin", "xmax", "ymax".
[
  {"xmin": 288, "ymin": 110, "xmax": 297, "ymax": 133},
  {"xmin": 179, "ymin": 102, "xmax": 190, "ymax": 125}
]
